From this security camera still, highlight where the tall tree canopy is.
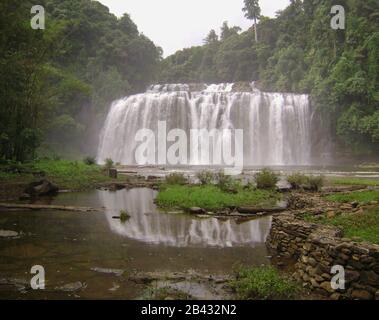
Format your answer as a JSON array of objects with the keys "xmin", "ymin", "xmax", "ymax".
[
  {"xmin": 0, "ymin": 0, "xmax": 162, "ymax": 161},
  {"xmin": 242, "ymin": 0, "xmax": 261, "ymax": 41}
]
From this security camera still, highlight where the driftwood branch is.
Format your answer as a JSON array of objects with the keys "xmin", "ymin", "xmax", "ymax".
[
  {"xmin": 237, "ymin": 207, "xmax": 286, "ymax": 214},
  {"xmin": 0, "ymin": 203, "xmax": 99, "ymax": 212}
]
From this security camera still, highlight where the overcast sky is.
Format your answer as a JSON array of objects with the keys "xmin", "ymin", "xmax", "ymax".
[{"xmin": 98, "ymin": 0, "xmax": 290, "ymax": 57}]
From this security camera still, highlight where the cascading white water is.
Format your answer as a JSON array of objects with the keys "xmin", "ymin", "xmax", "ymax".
[{"xmin": 97, "ymin": 83, "xmax": 312, "ymax": 166}]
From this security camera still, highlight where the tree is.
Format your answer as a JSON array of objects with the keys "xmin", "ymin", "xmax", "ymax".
[
  {"xmin": 204, "ymin": 29, "xmax": 219, "ymax": 45},
  {"xmin": 242, "ymin": 0, "xmax": 261, "ymax": 42},
  {"xmin": 220, "ymin": 21, "xmax": 242, "ymax": 41},
  {"xmin": 0, "ymin": 0, "xmax": 162, "ymax": 161}
]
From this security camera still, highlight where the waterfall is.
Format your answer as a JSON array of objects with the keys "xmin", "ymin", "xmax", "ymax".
[{"xmin": 97, "ymin": 83, "xmax": 312, "ymax": 166}]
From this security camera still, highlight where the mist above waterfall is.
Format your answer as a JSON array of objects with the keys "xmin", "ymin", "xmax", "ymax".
[{"xmin": 97, "ymin": 83, "xmax": 315, "ymax": 167}]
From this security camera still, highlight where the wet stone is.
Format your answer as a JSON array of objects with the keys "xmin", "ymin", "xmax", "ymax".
[
  {"xmin": 351, "ymin": 290, "xmax": 373, "ymax": 300},
  {"xmin": 0, "ymin": 230, "xmax": 19, "ymax": 238},
  {"xmin": 55, "ymin": 281, "xmax": 86, "ymax": 292},
  {"xmin": 91, "ymin": 267, "xmax": 124, "ymax": 277}
]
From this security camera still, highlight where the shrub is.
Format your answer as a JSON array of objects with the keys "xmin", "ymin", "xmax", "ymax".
[
  {"xmin": 287, "ymin": 173, "xmax": 308, "ymax": 189},
  {"xmin": 119, "ymin": 210, "xmax": 131, "ymax": 222},
  {"xmin": 308, "ymin": 175, "xmax": 324, "ymax": 192},
  {"xmin": 231, "ymin": 265, "xmax": 299, "ymax": 300},
  {"xmin": 104, "ymin": 158, "xmax": 114, "ymax": 170},
  {"xmin": 215, "ymin": 170, "xmax": 235, "ymax": 192},
  {"xmin": 83, "ymin": 156, "xmax": 96, "ymax": 165},
  {"xmin": 196, "ymin": 170, "xmax": 214, "ymax": 185},
  {"xmin": 165, "ymin": 172, "xmax": 188, "ymax": 185},
  {"xmin": 255, "ymin": 168, "xmax": 279, "ymax": 189}
]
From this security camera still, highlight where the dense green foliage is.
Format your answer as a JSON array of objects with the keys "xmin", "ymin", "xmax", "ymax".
[
  {"xmin": 305, "ymin": 206, "xmax": 379, "ymax": 244},
  {"xmin": 231, "ymin": 265, "xmax": 299, "ymax": 300},
  {"xmin": 0, "ymin": 0, "xmax": 161, "ymax": 161},
  {"xmin": 156, "ymin": 185, "xmax": 279, "ymax": 210},
  {"xmin": 287, "ymin": 173, "xmax": 309, "ymax": 189},
  {"xmin": 159, "ymin": 0, "xmax": 379, "ymax": 158}
]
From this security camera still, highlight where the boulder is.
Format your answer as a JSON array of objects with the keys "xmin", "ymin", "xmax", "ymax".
[
  {"xmin": 345, "ymin": 270, "xmax": 360, "ymax": 283},
  {"xmin": 320, "ymin": 281, "xmax": 334, "ymax": 293},
  {"xmin": 108, "ymin": 168, "xmax": 118, "ymax": 179},
  {"xmin": 188, "ymin": 207, "xmax": 205, "ymax": 214},
  {"xmin": 24, "ymin": 179, "xmax": 58, "ymax": 197},
  {"xmin": 108, "ymin": 183, "xmax": 126, "ymax": 191},
  {"xmin": 340, "ymin": 204, "xmax": 353, "ymax": 210},
  {"xmin": 361, "ymin": 271, "xmax": 379, "ymax": 286},
  {"xmin": 0, "ymin": 230, "xmax": 19, "ymax": 238}
]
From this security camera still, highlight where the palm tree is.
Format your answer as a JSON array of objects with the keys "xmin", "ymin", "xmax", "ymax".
[{"xmin": 242, "ymin": 0, "xmax": 261, "ymax": 42}]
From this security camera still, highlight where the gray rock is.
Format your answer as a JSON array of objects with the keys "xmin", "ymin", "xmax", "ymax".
[
  {"xmin": 56, "ymin": 281, "xmax": 86, "ymax": 292},
  {"xmin": 24, "ymin": 179, "xmax": 58, "ymax": 197},
  {"xmin": 188, "ymin": 207, "xmax": 205, "ymax": 214},
  {"xmin": 345, "ymin": 270, "xmax": 360, "ymax": 283},
  {"xmin": 351, "ymin": 290, "xmax": 373, "ymax": 300},
  {"xmin": 330, "ymin": 293, "xmax": 342, "ymax": 300},
  {"xmin": 320, "ymin": 281, "xmax": 334, "ymax": 293},
  {"xmin": 0, "ymin": 230, "xmax": 19, "ymax": 238},
  {"xmin": 91, "ymin": 267, "xmax": 124, "ymax": 276}
]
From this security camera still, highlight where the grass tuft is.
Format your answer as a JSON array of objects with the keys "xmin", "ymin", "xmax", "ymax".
[
  {"xmin": 304, "ymin": 207, "xmax": 379, "ymax": 244},
  {"xmin": 327, "ymin": 177, "xmax": 379, "ymax": 187},
  {"xmin": 231, "ymin": 265, "xmax": 300, "ymax": 300},
  {"xmin": 164, "ymin": 173, "xmax": 188, "ymax": 185},
  {"xmin": 0, "ymin": 159, "xmax": 117, "ymax": 190},
  {"xmin": 325, "ymin": 190, "xmax": 379, "ymax": 204},
  {"xmin": 255, "ymin": 168, "xmax": 279, "ymax": 190}
]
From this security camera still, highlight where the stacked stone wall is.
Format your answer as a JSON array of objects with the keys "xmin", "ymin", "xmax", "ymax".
[{"xmin": 267, "ymin": 213, "xmax": 379, "ymax": 300}]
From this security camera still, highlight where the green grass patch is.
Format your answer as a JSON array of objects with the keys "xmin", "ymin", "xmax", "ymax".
[
  {"xmin": 0, "ymin": 171, "xmax": 32, "ymax": 182},
  {"xmin": 0, "ymin": 159, "xmax": 118, "ymax": 190},
  {"xmin": 304, "ymin": 207, "xmax": 379, "ymax": 244},
  {"xmin": 231, "ymin": 265, "xmax": 300, "ymax": 300},
  {"xmin": 32, "ymin": 160, "xmax": 114, "ymax": 190},
  {"xmin": 327, "ymin": 177, "xmax": 379, "ymax": 187},
  {"xmin": 156, "ymin": 185, "xmax": 280, "ymax": 210},
  {"xmin": 325, "ymin": 190, "xmax": 379, "ymax": 204}
]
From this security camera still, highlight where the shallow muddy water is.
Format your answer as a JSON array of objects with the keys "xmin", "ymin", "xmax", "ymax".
[{"xmin": 0, "ymin": 188, "xmax": 271, "ymax": 299}]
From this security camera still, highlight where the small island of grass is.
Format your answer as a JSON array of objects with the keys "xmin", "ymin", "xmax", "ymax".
[
  {"xmin": 156, "ymin": 169, "xmax": 281, "ymax": 212},
  {"xmin": 156, "ymin": 184, "xmax": 280, "ymax": 211}
]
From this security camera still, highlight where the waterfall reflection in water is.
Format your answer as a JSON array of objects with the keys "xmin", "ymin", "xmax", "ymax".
[{"xmin": 98, "ymin": 188, "xmax": 271, "ymax": 248}]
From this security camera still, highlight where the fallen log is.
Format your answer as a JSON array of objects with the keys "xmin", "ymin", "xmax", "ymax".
[
  {"xmin": 0, "ymin": 203, "xmax": 99, "ymax": 212},
  {"xmin": 237, "ymin": 207, "xmax": 286, "ymax": 214}
]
